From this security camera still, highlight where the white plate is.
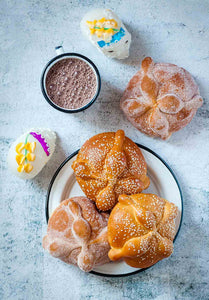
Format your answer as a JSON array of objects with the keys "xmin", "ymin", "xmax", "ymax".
[{"xmin": 46, "ymin": 144, "xmax": 183, "ymax": 277}]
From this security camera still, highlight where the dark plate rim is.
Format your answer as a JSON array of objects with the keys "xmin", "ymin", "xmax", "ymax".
[{"xmin": 45, "ymin": 143, "xmax": 183, "ymax": 277}]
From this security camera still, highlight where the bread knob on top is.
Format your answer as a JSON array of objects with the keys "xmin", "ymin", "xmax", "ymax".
[
  {"xmin": 121, "ymin": 57, "xmax": 203, "ymax": 139},
  {"xmin": 108, "ymin": 193, "xmax": 178, "ymax": 268},
  {"xmin": 72, "ymin": 130, "xmax": 150, "ymax": 211},
  {"xmin": 43, "ymin": 197, "xmax": 110, "ymax": 272}
]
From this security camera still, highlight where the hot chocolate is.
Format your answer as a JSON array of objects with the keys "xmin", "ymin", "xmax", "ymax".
[{"xmin": 45, "ymin": 58, "xmax": 97, "ymax": 110}]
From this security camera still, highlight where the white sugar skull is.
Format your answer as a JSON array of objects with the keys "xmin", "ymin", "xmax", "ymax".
[
  {"xmin": 7, "ymin": 128, "xmax": 56, "ymax": 179},
  {"xmin": 80, "ymin": 9, "xmax": 131, "ymax": 59}
]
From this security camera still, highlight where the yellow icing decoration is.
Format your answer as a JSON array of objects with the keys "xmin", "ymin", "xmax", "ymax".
[
  {"xmin": 24, "ymin": 163, "xmax": 33, "ymax": 173},
  {"xmin": 17, "ymin": 165, "xmax": 25, "ymax": 173},
  {"xmin": 16, "ymin": 143, "xmax": 25, "ymax": 154},
  {"xmin": 106, "ymin": 28, "xmax": 114, "ymax": 34},
  {"xmin": 25, "ymin": 141, "xmax": 36, "ymax": 153},
  {"xmin": 15, "ymin": 139, "xmax": 36, "ymax": 173},
  {"xmin": 16, "ymin": 154, "xmax": 25, "ymax": 165},
  {"xmin": 86, "ymin": 18, "xmax": 119, "ymax": 41},
  {"xmin": 26, "ymin": 152, "xmax": 35, "ymax": 161}
]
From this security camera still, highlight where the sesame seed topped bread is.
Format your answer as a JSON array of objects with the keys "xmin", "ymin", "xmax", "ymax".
[
  {"xmin": 108, "ymin": 193, "xmax": 178, "ymax": 268},
  {"xmin": 72, "ymin": 130, "xmax": 150, "ymax": 211},
  {"xmin": 43, "ymin": 197, "xmax": 110, "ymax": 272},
  {"xmin": 121, "ymin": 57, "xmax": 203, "ymax": 139}
]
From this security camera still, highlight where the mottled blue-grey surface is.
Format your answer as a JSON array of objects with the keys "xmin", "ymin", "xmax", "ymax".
[{"xmin": 0, "ymin": 0, "xmax": 209, "ymax": 299}]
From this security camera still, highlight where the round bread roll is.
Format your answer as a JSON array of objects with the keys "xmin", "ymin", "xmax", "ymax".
[
  {"xmin": 121, "ymin": 57, "xmax": 203, "ymax": 139},
  {"xmin": 72, "ymin": 130, "xmax": 150, "ymax": 211},
  {"xmin": 43, "ymin": 197, "xmax": 110, "ymax": 272},
  {"xmin": 108, "ymin": 194, "xmax": 178, "ymax": 268}
]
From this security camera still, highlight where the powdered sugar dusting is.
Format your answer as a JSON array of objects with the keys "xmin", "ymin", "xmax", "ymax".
[
  {"xmin": 121, "ymin": 57, "xmax": 203, "ymax": 139},
  {"xmin": 43, "ymin": 197, "xmax": 110, "ymax": 272}
]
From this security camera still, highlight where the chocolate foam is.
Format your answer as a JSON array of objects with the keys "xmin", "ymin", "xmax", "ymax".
[{"xmin": 45, "ymin": 58, "xmax": 97, "ymax": 110}]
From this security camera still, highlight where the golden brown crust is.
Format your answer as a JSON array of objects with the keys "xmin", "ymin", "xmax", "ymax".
[
  {"xmin": 108, "ymin": 193, "xmax": 178, "ymax": 268},
  {"xmin": 72, "ymin": 130, "xmax": 150, "ymax": 211},
  {"xmin": 121, "ymin": 57, "xmax": 203, "ymax": 139},
  {"xmin": 43, "ymin": 197, "xmax": 110, "ymax": 272}
]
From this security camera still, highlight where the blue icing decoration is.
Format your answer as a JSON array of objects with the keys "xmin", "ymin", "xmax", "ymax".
[
  {"xmin": 97, "ymin": 28, "xmax": 125, "ymax": 48},
  {"xmin": 97, "ymin": 40, "xmax": 106, "ymax": 48}
]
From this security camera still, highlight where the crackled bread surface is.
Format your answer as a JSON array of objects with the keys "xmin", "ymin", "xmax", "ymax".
[
  {"xmin": 121, "ymin": 57, "xmax": 203, "ymax": 139},
  {"xmin": 43, "ymin": 197, "xmax": 110, "ymax": 272},
  {"xmin": 72, "ymin": 130, "xmax": 150, "ymax": 211},
  {"xmin": 108, "ymin": 193, "xmax": 178, "ymax": 268}
]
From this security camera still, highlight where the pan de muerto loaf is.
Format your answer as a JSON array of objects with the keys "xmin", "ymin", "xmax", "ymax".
[
  {"xmin": 72, "ymin": 130, "xmax": 150, "ymax": 211},
  {"xmin": 121, "ymin": 57, "xmax": 203, "ymax": 139},
  {"xmin": 108, "ymin": 194, "xmax": 178, "ymax": 268},
  {"xmin": 43, "ymin": 197, "xmax": 110, "ymax": 272}
]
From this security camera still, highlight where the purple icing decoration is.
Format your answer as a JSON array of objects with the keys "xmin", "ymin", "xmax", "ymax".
[{"xmin": 29, "ymin": 132, "xmax": 50, "ymax": 156}]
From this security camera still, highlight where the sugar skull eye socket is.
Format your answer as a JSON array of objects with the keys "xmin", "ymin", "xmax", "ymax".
[{"xmin": 125, "ymin": 40, "xmax": 128, "ymax": 44}]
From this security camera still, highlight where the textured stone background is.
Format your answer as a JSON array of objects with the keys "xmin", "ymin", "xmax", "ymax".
[{"xmin": 0, "ymin": 0, "xmax": 209, "ymax": 299}]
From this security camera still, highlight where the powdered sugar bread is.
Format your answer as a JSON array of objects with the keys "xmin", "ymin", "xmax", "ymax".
[
  {"xmin": 108, "ymin": 193, "xmax": 178, "ymax": 268},
  {"xmin": 72, "ymin": 130, "xmax": 149, "ymax": 211},
  {"xmin": 121, "ymin": 57, "xmax": 203, "ymax": 139},
  {"xmin": 43, "ymin": 197, "xmax": 110, "ymax": 272}
]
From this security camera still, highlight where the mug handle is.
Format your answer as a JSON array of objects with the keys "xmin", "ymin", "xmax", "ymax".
[{"xmin": 55, "ymin": 45, "xmax": 64, "ymax": 55}]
